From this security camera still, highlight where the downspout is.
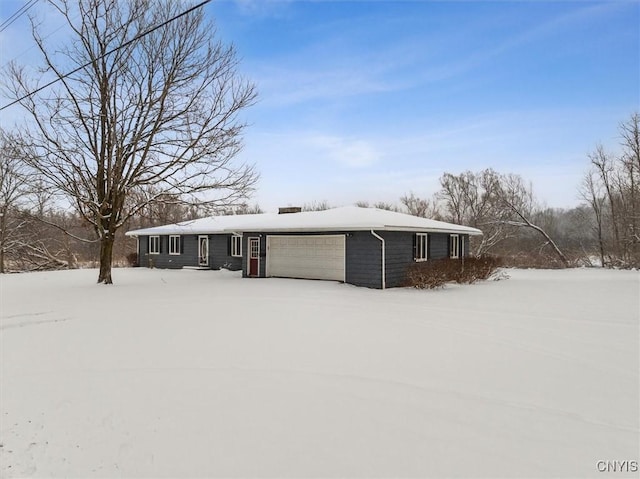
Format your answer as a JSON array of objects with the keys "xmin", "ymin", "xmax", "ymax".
[{"xmin": 370, "ymin": 230, "xmax": 386, "ymax": 290}]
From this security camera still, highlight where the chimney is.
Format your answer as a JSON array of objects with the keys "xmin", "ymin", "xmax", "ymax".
[{"xmin": 278, "ymin": 207, "xmax": 302, "ymax": 214}]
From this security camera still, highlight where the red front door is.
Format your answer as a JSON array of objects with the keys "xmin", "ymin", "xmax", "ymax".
[{"xmin": 248, "ymin": 237, "xmax": 260, "ymax": 276}]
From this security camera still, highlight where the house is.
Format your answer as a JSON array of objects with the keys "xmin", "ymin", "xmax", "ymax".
[{"xmin": 125, "ymin": 206, "xmax": 482, "ymax": 289}]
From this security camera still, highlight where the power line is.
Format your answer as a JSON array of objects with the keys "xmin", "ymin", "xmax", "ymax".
[
  {"xmin": 1, "ymin": 14, "xmax": 82, "ymax": 70},
  {"xmin": 0, "ymin": 0, "xmax": 212, "ymax": 112},
  {"xmin": 0, "ymin": 0, "xmax": 39, "ymax": 33}
]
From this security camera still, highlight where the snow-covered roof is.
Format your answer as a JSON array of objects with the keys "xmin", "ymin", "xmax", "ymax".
[{"xmin": 125, "ymin": 206, "xmax": 482, "ymax": 237}]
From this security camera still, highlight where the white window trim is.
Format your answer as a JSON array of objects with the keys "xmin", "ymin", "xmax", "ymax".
[
  {"xmin": 415, "ymin": 233, "xmax": 428, "ymax": 262},
  {"xmin": 149, "ymin": 235, "xmax": 160, "ymax": 255},
  {"xmin": 169, "ymin": 235, "xmax": 181, "ymax": 255},
  {"xmin": 450, "ymin": 234, "xmax": 460, "ymax": 259},
  {"xmin": 231, "ymin": 235, "xmax": 242, "ymax": 257},
  {"xmin": 198, "ymin": 235, "xmax": 209, "ymax": 267}
]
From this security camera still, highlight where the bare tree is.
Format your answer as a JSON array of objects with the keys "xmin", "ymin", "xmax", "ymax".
[
  {"xmin": 354, "ymin": 200, "xmax": 401, "ymax": 212},
  {"xmin": 302, "ymin": 200, "xmax": 332, "ymax": 211},
  {"xmin": 580, "ymin": 169, "xmax": 607, "ymax": 266},
  {"xmin": 228, "ymin": 203, "xmax": 263, "ymax": 215},
  {"xmin": 375, "ymin": 201, "xmax": 400, "ymax": 212},
  {"xmin": 3, "ymin": 0, "xmax": 258, "ymax": 283},
  {"xmin": 438, "ymin": 169, "xmax": 519, "ymax": 256},
  {"xmin": 619, "ymin": 113, "xmax": 640, "ymax": 257},
  {"xmin": 581, "ymin": 113, "xmax": 640, "ymax": 267},
  {"xmin": 0, "ymin": 130, "xmax": 32, "ymax": 273},
  {"xmin": 589, "ymin": 146, "xmax": 621, "ymax": 258},
  {"xmin": 491, "ymin": 174, "xmax": 570, "ymax": 266},
  {"xmin": 438, "ymin": 169, "xmax": 569, "ymax": 264},
  {"xmin": 400, "ymin": 192, "xmax": 440, "ymax": 218}
]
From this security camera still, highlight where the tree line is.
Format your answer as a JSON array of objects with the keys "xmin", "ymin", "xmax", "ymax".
[
  {"xmin": 2, "ymin": 114, "xmax": 639, "ymax": 273},
  {"xmin": 309, "ymin": 114, "xmax": 640, "ymax": 269}
]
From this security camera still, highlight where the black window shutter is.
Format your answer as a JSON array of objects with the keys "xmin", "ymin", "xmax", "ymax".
[
  {"xmin": 412, "ymin": 234, "xmax": 417, "ymax": 260},
  {"xmin": 427, "ymin": 234, "xmax": 431, "ymax": 260},
  {"xmin": 180, "ymin": 236, "xmax": 184, "ymax": 254},
  {"xmin": 227, "ymin": 236, "xmax": 232, "ymax": 256}
]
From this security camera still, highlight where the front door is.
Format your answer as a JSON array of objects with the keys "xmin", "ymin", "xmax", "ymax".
[
  {"xmin": 198, "ymin": 235, "xmax": 209, "ymax": 267},
  {"xmin": 248, "ymin": 237, "xmax": 260, "ymax": 276}
]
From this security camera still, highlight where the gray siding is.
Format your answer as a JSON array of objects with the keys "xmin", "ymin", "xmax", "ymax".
[
  {"xmin": 379, "ymin": 231, "xmax": 414, "ymax": 288},
  {"xmin": 362, "ymin": 231, "xmax": 469, "ymax": 288},
  {"xmin": 138, "ymin": 235, "xmax": 149, "ymax": 265},
  {"xmin": 428, "ymin": 233, "xmax": 471, "ymax": 260},
  {"xmin": 210, "ymin": 235, "xmax": 243, "ymax": 270},
  {"xmin": 136, "ymin": 234, "xmax": 240, "ymax": 270},
  {"xmin": 429, "ymin": 233, "xmax": 449, "ymax": 259},
  {"xmin": 345, "ymin": 232, "xmax": 383, "ymax": 289},
  {"xmin": 137, "ymin": 235, "xmax": 197, "ymax": 269}
]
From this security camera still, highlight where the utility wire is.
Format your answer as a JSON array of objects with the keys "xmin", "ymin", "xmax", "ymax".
[
  {"xmin": 0, "ymin": 0, "xmax": 39, "ymax": 33},
  {"xmin": 1, "ymin": 14, "xmax": 82, "ymax": 70},
  {"xmin": 0, "ymin": 0, "xmax": 212, "ymax": 112}
]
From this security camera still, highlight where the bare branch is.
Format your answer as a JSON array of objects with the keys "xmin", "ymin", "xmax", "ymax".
[{"xmin": 2, "ymin": 0, "xmax": 257, "ymax": 283}]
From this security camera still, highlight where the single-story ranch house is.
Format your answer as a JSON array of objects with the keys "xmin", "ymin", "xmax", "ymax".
[{"xmin": 125, "ymin": 206, "xmax": 482, "ymax": 289}]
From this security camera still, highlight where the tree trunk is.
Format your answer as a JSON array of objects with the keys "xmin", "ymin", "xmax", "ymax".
[
  {"xmin": 0, "ymin": 212, "xmax": 5, "ymax": 274},
  {"xmin": 97, "ymin": 235, "xmax": 114, "ymax": 284},
  {"xmin": 526, "ymin": 222, "xmax": 571, "ymax": 267}
]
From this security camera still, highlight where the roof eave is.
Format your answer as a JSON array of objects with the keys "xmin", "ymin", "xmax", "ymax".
[{"xmin": 227, "ymin": 226, "xmax": 483, "ymax": 235}]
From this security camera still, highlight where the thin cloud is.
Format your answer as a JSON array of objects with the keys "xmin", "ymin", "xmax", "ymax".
[
  {"xmin": 233, "ymin": 0, "xmax": 294, "ymax": 17},
  {"xmin": 309, "ymin": 134, "xmax": 381, "ymax": 168}
]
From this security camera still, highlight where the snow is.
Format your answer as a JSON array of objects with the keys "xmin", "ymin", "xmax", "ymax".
[
  {"xmin": 1, "ymin": 268, "xmax": 638, "ymax": 477},
  {"xmin": 125, "ymin": 206, "xmax": 483, "ymax": 237}
]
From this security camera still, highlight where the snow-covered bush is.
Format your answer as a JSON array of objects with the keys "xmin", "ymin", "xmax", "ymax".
[{"xmin": 405, "ymin": 256, "xmax": 502, "ymax": 289}]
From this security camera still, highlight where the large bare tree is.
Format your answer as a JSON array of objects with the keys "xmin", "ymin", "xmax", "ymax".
[
  {"xmin": 3, "ymin": 0, "xmax": 258, "ymax": 283},
  {"xmin": 438, "ymin": 169, "xmax": 518, "ymax": 256},
  {"xmin": 581, "ymin": 113, "xmax": 640, "ymax": 267},
  {"xmin": 437, "ymin": 169, "xmax": 569, "ymax": 265}
]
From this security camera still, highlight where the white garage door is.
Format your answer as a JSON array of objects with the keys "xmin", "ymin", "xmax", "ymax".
[{"xmin": 266, "ymin": 235, "xmax": 345, "ymax": 282}]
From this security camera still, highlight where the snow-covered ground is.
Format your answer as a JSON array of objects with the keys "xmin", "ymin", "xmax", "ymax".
[{"xmin": 1, "ymin": 267, "xmax": 638, "ymax": 478}]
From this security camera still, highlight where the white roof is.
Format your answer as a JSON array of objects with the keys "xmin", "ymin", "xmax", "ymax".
[{"xmin": 125, "ymin": 206, "xmax": 482, "ymax": 236}]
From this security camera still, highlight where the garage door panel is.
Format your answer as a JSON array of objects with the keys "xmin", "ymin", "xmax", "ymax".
[{"xmin": 267, "ymin": 235, "xmax": 345, "ymax": 282}]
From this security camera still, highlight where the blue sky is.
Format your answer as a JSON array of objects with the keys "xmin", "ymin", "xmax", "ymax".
[{"xmin": 1, "ymin": 0, "xmax": 638, "ymax": 212}]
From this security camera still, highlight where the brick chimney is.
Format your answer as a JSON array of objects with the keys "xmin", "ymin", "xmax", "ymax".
[{"xmin": 278, "ymin": 207, "xmax": 302, "ymax": 214}]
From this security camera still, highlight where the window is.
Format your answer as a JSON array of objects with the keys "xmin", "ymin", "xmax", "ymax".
[
  {"xmin": 450, "ymin": 234, "xmax": 460, "ymax": 259},
  {"xmin": 415, "ymin": 233, "xmax": 428, "ymax": 261},
  {"xmin": 169, "ymin": 235, "xmax": 181, "ymax": 255},
  {"xmin": 231, "ymin": 235, "xmax": 242, "ymax": 257},
  {"xmin": 149, "ymin": 235, "xmax": 160, "ymax": 254}
]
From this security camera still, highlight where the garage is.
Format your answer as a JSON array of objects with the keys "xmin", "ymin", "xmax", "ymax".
[{"xmin": 266, "ymin": 235, "xmax": 345, "ymax": 282}]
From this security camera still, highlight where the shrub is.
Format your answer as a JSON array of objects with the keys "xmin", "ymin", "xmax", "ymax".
[
  {"xmin": 456, "ymin": 255, "xmax": 503, "ymax": 283},
  {"xmin": 405, "ymin": 256, "xmax": 502, "ymax": 289},
  {"xmin": 126, "ymin": 252, "xmax": 138, "ymax": 267}
]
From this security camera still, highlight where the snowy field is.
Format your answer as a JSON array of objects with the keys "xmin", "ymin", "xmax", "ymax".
[{"xmin": 1, "ymin": 267, "xmax": 638, "ymax": 478}]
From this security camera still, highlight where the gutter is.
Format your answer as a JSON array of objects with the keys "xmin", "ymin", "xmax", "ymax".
[
  {"xmin": 370, "ymin": 230, "xmax": 386, "ymax": 290},
  {"xmin": 223, "ymin": 226, "xmax": 482, "ymax": 235}
]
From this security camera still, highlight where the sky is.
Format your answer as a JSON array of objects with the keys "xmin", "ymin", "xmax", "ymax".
[{"xmin": 1, "ymin": 0, "xmax": 638, "ymax": 212}]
